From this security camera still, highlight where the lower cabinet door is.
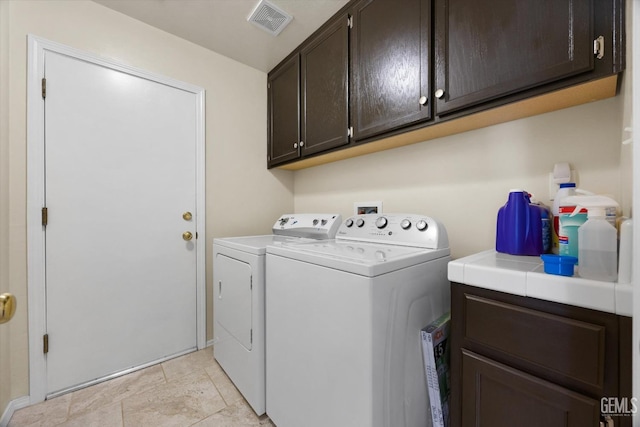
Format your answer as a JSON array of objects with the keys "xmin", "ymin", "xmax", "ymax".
[{"xmin": 461, "ymin": 350, "xmax": 600, "ymax": 427}]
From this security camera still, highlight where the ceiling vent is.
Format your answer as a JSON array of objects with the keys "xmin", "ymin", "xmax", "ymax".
[{"xmin": 247, "ymin": 0, "xmax": 293, "ymax": 36}]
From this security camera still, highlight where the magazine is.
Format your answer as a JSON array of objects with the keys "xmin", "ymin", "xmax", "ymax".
[{"xmin": 421, "ymin": 312, "xmax": 451, "ymax": 427}]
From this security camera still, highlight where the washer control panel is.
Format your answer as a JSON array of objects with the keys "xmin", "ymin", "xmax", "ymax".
[
  {"xmin": 272, "ymin": 214, "xmax": 342, "ymax": 239},
  {"xmin": 337, "ymin": 214, "xmax": 449, "ymax": 249}
]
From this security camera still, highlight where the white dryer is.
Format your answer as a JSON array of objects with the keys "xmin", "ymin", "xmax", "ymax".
[
  {"xmin": 212, "ymin": 213, "xmax": 341, "ymax": 415},
  {"xmin": 265, "ymin": 214, "xmax": 451, "ymax": 427}
]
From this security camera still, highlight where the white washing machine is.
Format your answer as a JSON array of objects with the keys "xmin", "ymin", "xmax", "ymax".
[
  {"xmin": 265, "ymin": 213, "xmax": 451, "ymax": 427},
  {"xmin": 212, "ymin": 213, "xmax": 341, "ymax": 415}
]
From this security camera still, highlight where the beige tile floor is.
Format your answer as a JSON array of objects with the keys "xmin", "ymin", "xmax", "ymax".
[{"xmin": 8, "ymin": 348, "xmax": 275, "ymax": 427}]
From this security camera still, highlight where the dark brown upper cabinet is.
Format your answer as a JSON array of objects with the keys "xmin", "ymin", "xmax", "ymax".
[
  {"xmin": 434, "ymin": 0, "xmax": 624, "ymax": 115},
  {"xmin": 350, "ymin": 0, "xmax": 431, "ymax": 142},
  {"xmin": 268, "ymin": 13, "xmax": 350, "ymax": 168},
  {"xmin": 301, "ymin": 14, "xmax": 350, "ymax": 157},
  {"xmin": 268, "ymin": 55, "xmax": 300, "ymax": 167},
  {"xmin": 268, "ymin": 0, "xmax": 624, "ymax": 170}
]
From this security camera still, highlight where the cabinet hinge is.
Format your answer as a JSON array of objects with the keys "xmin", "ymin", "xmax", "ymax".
[
  {"xmin": 43, "ymin": 334, "xmax": 49, "ymax": 354},
  {"xmin": 42, "ymin": 207, "xmax": 48, "ymax": 227},
  {"xmin": 347, "ymin": 16, "xmax": 353, "ymax": 29},
  {"xmin": 347, "ymin": 126, "xmax": 353, "ymax": 138},
  {"xmin": 594, "ymin": 35, "xmax": 605, "ymax": 59},
  {"xmin": 250, "ymin": 329, "xmax": 253, "ymax": 344},
  {"xmin": 250, "ymin": 276, "xmax": 253, "ymax": 290},
  {"xmin": 41, "ymin": 78, "xmax": 46, "ymax": 99}
]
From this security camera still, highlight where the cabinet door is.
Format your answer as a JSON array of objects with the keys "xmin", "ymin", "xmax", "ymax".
[
  {"xmin": 301, "ymin": 15, "xmax": 350, "ymax": 156},
  {"xmin": 214, "ymin": 254, "xmax": 253, "ymax": 350},
  {"xmin": 434, "ymin": 0, "xmax": 595, "ymax": 115},
  {"xmin": 461, "ymin": 350, "xmax": 600, "ymax": 427},
  {"xmin": 268, "ymin": 55, "xmax": 300, "ymax": 167},
  {"xmin": 351, "ymin": 0, "xmax": 431, "ymax": 142}
]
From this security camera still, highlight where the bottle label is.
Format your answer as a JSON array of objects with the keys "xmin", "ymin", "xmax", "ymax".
[
  {"xmin": 558, "ymin": 207, "xmax": 587, "ymax": 259},
  {"xmin": 541, "ymin": 218, "xmax": 550, "ymax": 252}
]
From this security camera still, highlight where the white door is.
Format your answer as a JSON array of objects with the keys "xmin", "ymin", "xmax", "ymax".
[{"xmin": 43, "ymin": 50, "xmax": 198, "ymax": 395}]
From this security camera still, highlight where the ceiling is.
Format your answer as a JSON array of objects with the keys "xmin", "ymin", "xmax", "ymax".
[{"xmin": 92, "ymin": 0, "xmax": 350, "ymax": 72}]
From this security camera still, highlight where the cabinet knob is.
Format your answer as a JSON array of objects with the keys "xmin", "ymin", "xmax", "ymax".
[
  {"xmin": 435, "ymin": 89, "xmax": 445, "ymax": 99},
  {"xmin": 299, "ymin": 141, "xmax": 304, "ymax": 147},
  {"xmin": 419, "ymin": 95, "xmax": 427, "ymax": 105},
  {"xmin": 293, "ymin": 142, "xmax": 298, "ymax": 149}
]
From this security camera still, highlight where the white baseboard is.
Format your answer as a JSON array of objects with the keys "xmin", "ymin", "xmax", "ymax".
[{"xmin": 0, "ymin": 396, "xmax": 30, "ymax": 427}]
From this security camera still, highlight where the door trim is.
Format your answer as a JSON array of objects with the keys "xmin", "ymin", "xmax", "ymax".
[{"xmin": 26, "ymin": 35, "xmax": 206, "ymax": 403}]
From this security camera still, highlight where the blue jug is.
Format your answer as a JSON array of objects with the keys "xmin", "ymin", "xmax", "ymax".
[{"xmin": 496, "ymin": 190, "xmax": 544, "ymax": 256}]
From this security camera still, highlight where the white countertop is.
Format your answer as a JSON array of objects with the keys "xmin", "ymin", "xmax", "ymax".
[{"xmin": 448, "ymin": 250, "xmax": 632, "ymax": 316}]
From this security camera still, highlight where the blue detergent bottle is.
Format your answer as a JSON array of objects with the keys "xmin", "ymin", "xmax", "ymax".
[{"xmin": 496, "ymin": 189, "xmax": 544, "ymax": 255}]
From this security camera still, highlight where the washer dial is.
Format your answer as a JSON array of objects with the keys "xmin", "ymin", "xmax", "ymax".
[{"xmin": 375, "ymin": 217, "xmax": 388, "ymax": 229}]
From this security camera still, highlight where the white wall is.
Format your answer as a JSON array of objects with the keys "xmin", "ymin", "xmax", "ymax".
[
  {"xmin": 294, "ymin": 87, "xmax": 628, "ymax": 260},
  {"xmin": 0, "ymin": 0, "xmax": 12, "ymax": 419},
  {"xmin": 0, "ymin": 0, "xmax": 293, "ymax": 409}
]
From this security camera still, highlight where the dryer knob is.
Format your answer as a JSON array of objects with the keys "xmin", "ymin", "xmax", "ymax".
[
  {"xmin": 400, "ymin": 219, "xmax": 411, "ymax": 230},
  {"xmin": 356, "ymin": 218, "xmax": 365, "ymax": 228},
  {"xmin": 345, "ymin": 219, "xmax": 354, "ymax": 227},
  {"xmin": 375, "ymin": 217, "xmax": 388, "ymax": 229},
  {"xmin": 416, "ymin": 220, "xmax": 428, "ymax": 231},
  {"xmin": 313, "ymin": 219, "xmax": 319, "ymax": 226}
]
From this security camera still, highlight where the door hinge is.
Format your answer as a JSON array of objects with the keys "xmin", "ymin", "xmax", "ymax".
[
  {"xmin": 43, "ymin": 334, "xmax": 49, "ymax": 354},
  {"xmin": 41, "ymin": 207, "xmax": 48, "ymax": 227},
  {"xmin": 41, "ymin": 78, "xmax": 46, "ymax": 99},
  {"xmin": 594, "ymin": 35, "xmax": 605, "ymax": 59},
  {"xmin": 347, "ymin": 16, "xmax": 353, "ymax": 29}
]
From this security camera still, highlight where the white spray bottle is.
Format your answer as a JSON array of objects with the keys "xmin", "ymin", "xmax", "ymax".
[{"xmin": 563, "ymin": 195, "xmax": 619, "ymax": 281}]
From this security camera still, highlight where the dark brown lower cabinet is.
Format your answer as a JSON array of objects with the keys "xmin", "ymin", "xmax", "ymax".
[
  {"xmin": 451, "ymin": 283, "xmax": 631, "ymax": 427},
  {"xmin": 462, "ymin": 350, "xmax": 600, "ymax": 426}
]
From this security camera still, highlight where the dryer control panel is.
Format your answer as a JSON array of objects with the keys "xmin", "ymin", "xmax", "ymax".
[
  {"xmin": 272, "ymin": 214, "xmax": 342, "ymax": 239},
  {"xmin": 336, "ymin": 214, "xmax": 449, "ymax": 249}
]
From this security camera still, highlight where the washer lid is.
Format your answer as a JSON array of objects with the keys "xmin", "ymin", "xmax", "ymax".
[
  {"xmin": 214, "ymin": 235, "xmax": 320, "ymax": 256},
  {"xmin": 266, "ymin": 240, "xmax": 450, "ymax": 277}
]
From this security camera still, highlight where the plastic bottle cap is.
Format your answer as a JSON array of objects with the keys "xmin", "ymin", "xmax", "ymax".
[{"xmin": 588, "ymin": 207, "xmax": 607, "ymax": 218}]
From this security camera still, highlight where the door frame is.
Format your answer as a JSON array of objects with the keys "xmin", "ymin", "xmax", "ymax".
[{"xmin": 26, "ymin": 35, "xmax": 206, "ymax": 403}]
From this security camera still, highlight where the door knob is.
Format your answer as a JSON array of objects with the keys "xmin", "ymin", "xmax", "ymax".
[
  {"xmin": 0, "ymin": 293, "xmax": 16, "ymax": 324},
  {"xmin": 182, "ymin": 231, "xmax": 193, "ymax": 241},
  {"xmin": 182, "ymin": 212, "xmax": 192, "ymax": 221}
]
